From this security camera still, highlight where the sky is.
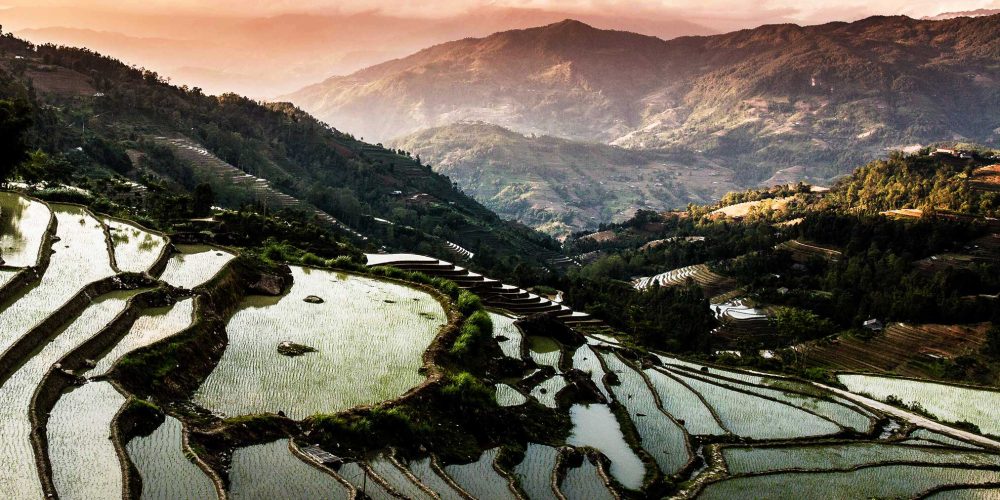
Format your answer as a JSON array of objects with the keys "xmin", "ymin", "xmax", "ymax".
[{"xmin": 3, "ymin": 0, "xmax": 999, "ymax": 25}]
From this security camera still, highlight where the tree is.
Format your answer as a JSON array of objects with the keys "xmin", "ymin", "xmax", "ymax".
[
  {"xmin": 0, "ymin": 98, "xmax": 32, "ymax": 184},
  {"xmin": 191, "ymin": 183, "xmax": 214, "ymax": 217},
  {"xmin": 770, "ymin": 306, "xmax": 836, "ymax": 342},
  {"xmin": 16, "ymin": 150, "xmax": 72, "ymax": 183},
  {"xmin": 986, "ymin": 325, "xmax": 1000, "ymax": 359}
]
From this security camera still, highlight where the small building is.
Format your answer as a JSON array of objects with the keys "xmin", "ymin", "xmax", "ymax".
[{"xmin": 863, "ymin": 319, "xmax": 884, "ymax": 332}]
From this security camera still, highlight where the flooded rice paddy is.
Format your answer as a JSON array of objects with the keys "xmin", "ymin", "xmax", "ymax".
[
  {"xmin": 496, "ymin": 383, "xmax": 528, "ymax": 406},
  {"xmin": 560, "ymin": 457, "xmax": 615, "ymax": 500},
  {"xmin": 443, "ymin": 448, "xmax": 515, "ymax": 500},
  {"xmin": 0, "ymin": 192, "xmax": 50, "ymax": 267},
  {"xmin": 228, "ymin": 439, "xmax": 348, "ymax": 499},
  {"xmin": 125, "ymin": 416, "xmax": 218, "ymax": 500},
  {"xmin": 48, "ymin": 381, "xmax": 126, "ymax": 500},
  {"xmin": 158, "ymin": 244, "xmax": 234, "ymax": 289},
  {"xmin": 838, "ymin": 374, "xmax": 1000, "ymax": 436},
  {"xmin": 194, "ymin": 266, "xmax": 446, "ymax": 418},
  {"xmin": 0, "ymin": 289, "xmax": 136, "ymax": 498},
  {"xmin": 0, "ymin": 211, "xmax": 997, "ymax": 500},
  {"xmin": 86, "ymin": 298, "xmax": 195, "ymax": 377},
  {"xmin": 490, "ymin": 312, "xmax": 523, "ymax": 359},
  {"xmin": 0, "ymin": 205, "xmax": 116, "ymax": 355},
  {"xmin": 700, "ymin": 464, "xmax": 1000, "ymax": 499},
  {"xmin": 567, "ymin": 403, "xmax": 645, "ymax": 490},
  {"xmin": 722, "ymin": 442, "xmax": 1000, "ymax": 474},
  {"xmin": 513, "ymin": 444, "xmax": 559, "ymax": 500},
  {"xmin": 368, "ymin": 454, "xmax": 435, "ymax": 500},
  {"xmin": 102, "ymin": 217, "xmax": 167, "ymax": 274},
  {"xmin": 599, "ymin": 352, "xmax": 690, "ymax": 475}
]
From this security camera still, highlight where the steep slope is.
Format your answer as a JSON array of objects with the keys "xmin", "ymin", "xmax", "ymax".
[
  {"xmin": 287, "ymin": 16, "xmax": 1000, "ymax": 183},
  {"xmin": 285, "ymin": 19, "xmax": 680, "ymax": 143},
  {"xmin": 392, "ymin": 122, "xmax": 737, "ymax": 237},
  {"xmin": 0, "ymin": 33, "xmax": 559, "ymax": 269}
]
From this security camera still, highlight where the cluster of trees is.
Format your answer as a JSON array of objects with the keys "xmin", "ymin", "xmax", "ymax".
[
  {"xmin": 0, "ymin": 97, "xmax": 32, "ymax": 184},
  {"xmin": 572, "ymin": 218, "xmax": 780, "ymax": 282},
  {"xmin": 826, "ymin": 151, "xmax": 999, "ymax": 216},
  {"xmin": 563, "ymin": 278, "xmax": 716, "ymax": 352}
]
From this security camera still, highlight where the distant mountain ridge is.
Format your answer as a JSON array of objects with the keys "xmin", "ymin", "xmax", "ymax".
[
  {"xmin": 9, "ymin": 7, "xmax": 715, "ymax": 97},
  {"xmin": 286, "ymin": 15, "xmax": 1000, "ymax": 185},
  {"xmin": 922, "ymin": 9, "xmax": 1000, "ymax": 20}
]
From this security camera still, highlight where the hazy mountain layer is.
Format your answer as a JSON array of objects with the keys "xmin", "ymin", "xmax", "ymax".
[
  {"xmin": 288, "ymin": 16, "xmax": 1000, "ymax": 184},
  {"xmin": 392, "ymin": 122, "xmax": 738, "ymax": 237}
]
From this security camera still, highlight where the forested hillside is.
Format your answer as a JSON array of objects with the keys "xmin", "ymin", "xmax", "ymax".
[{"xmin": 0, "ymin": 31, "xmax": 560, "ymax": 276}]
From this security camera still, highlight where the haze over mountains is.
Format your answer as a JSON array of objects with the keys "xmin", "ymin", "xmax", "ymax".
[
  {"xmin": 286, "ymin": 15, "xmax": 1000, "ymax": 235},
  {"xmin": 11, "ymin": 4, "xmax": 998, "ymax": 237},
  {"xmin": 4, "ymin": 5, "xmax": 715, "ymax": 97}
]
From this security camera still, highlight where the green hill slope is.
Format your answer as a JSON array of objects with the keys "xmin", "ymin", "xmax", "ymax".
[{"xmin": 0, "ymin": 32, "xmax": 560, "ymax": 272}]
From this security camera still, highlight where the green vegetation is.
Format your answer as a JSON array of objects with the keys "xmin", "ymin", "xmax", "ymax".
[
  {"xmin": 450, "ymin": 310, "xmax": 493, "ymax": 357},
  {"xmin": 770, "ymin": 307, "xmax": 836, "ymax": 343},
  {"xmin": 0, "ymin": 97, "xmax": 32, "ymax": 183},
  {"xmin": 555, "ymin": 150, "xmax": 998, "ymax": 388},
  {"xmin": 564, "ymin": 280, "xmax": 716, "ymax": 352},
  {"xmin": 826, "ymin": 150, "xmax": 1000, "ymax": 216}
]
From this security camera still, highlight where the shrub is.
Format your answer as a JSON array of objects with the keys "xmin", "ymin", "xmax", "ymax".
[
  {"xmin": 450, "ymin": 310, "xmax": 493, "ymax": 357},
  {"xmin": 456, "ymin": 290, "xmax": 482, "ymax": 316},
  {"xmin": 440, "ymin": 371, "xmax": 493, "ymax": 406},
  {"xmin": 300, "ymin": 252, "xmax": 326, "ymax": 267}
]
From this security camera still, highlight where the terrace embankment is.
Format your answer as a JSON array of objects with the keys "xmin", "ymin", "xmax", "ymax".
[
  {"xmin": 111, "ymin": 255, "xmax": 291, "ymax": 400},
  {"xmin": 0, "ymin": 273, "xmax": 154, "ymax": 384},
  {"xmin": 29, "ymin": 288, "xmax": 180, "ymax": 498},
  {"xmin": 799, "ymin": 322, "xmax": 992, "ymax": 382}
]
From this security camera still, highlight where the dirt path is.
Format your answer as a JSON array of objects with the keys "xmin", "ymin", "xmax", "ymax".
[{"xmin": 815, "ymin": 383, "xmax": 1000, "ymax": 450}]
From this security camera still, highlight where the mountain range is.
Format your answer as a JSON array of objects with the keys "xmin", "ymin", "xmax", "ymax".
[
  {"xmin": 6, "ymin": 6, "xmax": 715, "ymax": 97},
  {"xmin": 286, "ymin": 15, "xmax": 1000, "ymax": 234}
]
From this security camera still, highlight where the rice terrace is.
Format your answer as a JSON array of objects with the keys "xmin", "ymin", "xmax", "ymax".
[
  {"xmin": 1, "ymin": 4, "xmax": 1000, "ymax": 499},
  {"xmin": 1, "ymin": 182, "xmax": 998, "ymax": 499}
]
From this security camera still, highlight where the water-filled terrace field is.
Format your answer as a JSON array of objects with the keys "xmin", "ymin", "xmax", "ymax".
[
  {"xmin": 0, "ymin": 210, "xmax": 997, "ymax": 500},
  {"xmin": 102, "ymin": 217, "xmax": 167, "ymax": 274},
  {"xmin": 193, "ymin": 266, "xmax": 446, "ymax": 418},
  {"xmin": 839, "ymin": 374, "xmax": 1000, "ymax": 436},
  {"xmin": 125, "ymin": 416, "xmax": 218, "ymax": 500},
  {"xmin": 0, "ymin": 192, "xmax": 50, "ymax": 267},
  {"xmin": 158, "ymin": 244, "xmax": 234, "ymax": 289}
]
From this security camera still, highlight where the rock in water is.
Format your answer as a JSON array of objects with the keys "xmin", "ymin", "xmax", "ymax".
[
  {"xmin": 303, "ymin": 295, "xmax": 324, "ymax": 304},
  {"xmin": 277, "ymin": 341, "xmax": 318, "ymax": 356}
]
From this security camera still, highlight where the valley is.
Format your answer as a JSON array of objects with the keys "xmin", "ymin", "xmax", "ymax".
[
  {"xmin": 392, "ymin": 123, "xmax": 738, "ymax": 237},
  {"xmin": 0, "ymin": 11, "xmax": 998, "ymax": 500},
  {"xmin": 287, "ymin": 15, "xmax": 1000, "ymax": 234}
]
